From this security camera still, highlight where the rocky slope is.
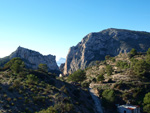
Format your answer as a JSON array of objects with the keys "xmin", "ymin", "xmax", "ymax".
[
  {"xmin": 84, "ymin": 53, "xmax": 150, "ymax": 113},
  {"xmin": 64, "ymin": 28, "xmax": 150, "ymax": 75},
  {"xmin": 0, "ymin": 46, "xmax": 59, "ymax": 71},
  {"xmin": 59, "ymin": 63, "xmax": 65, "ymax": 73}
]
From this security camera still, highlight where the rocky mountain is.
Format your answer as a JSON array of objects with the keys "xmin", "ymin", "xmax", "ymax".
[
  {"xmin": 64, "ymin": 28, "xmax": 150, "ymax": 75},
  {"xmin": 57, "ymin": 57, "xmax": 66, "ymax": 66},
  {"xmin": 59, "ymin": 63, "xmax": 65, "ymax": 73},
  {"xmin": 0, "ymin": 46, "xmax": 59, "ymax": 71}
]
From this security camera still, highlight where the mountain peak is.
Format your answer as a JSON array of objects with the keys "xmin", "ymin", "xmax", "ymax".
[
  {"xmin": 64, "ymin": 28, "xmax": 150, "ymax": 75},
  {"xmin": 17, "ymin": 46, "xmax": 26, "ymax": 50},
  {"xmin": 0, "ymin": 47, "xmax": 59, "ymax": 72}
]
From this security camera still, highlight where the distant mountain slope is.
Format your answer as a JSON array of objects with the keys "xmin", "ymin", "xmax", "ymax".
[
  {"xmin": 0, "ymin": 46, "xmax": 59, "ymax": 71},
  {"xmin": 57, "ymin": 58, "xmax": 66, "ymax": 66},
  {"xmin": 64, "ymin": 28, "xmax": 150, "ymax": 75}
]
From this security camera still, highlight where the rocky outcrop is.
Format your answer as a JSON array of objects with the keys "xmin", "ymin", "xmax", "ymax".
[
  {"xmin": 64, "ymin": 28, "xmax": 150, "ymax": 75},
  {"xmin": 59, "ymin": 63, "xmax": 65, "ymax": 73},
  {"xmin": 1, "ymin": 46, "xmax": 59, "ymax": 71}
]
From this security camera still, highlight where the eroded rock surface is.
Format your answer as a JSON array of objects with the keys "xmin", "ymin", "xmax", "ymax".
[{"xmin": 64, "ymin": 28, "xmax": 150, "ymax": 75}]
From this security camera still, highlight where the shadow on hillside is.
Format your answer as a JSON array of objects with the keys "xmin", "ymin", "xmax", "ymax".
[{"xmin": 0, "ymin": 73, "xmax": 96, "ymax": 113}]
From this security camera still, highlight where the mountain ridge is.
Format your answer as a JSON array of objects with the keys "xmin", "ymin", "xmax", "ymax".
[
  {"xmin": 0, "ymin": 46, "xmax": 59, "ymax": 72},
  {"xmin": 64, "ymin": 28, "xmax": 150, "ymax": 75}
]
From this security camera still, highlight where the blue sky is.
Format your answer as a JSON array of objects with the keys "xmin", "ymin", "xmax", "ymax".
[{"xmin": 0, "ymin": 0, "xmax": 150, "ymax": 60}]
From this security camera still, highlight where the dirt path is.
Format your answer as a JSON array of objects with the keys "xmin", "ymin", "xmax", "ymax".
[{"xmin": 89, "ymin": 88, "xmax": 103, "ymax": 113}]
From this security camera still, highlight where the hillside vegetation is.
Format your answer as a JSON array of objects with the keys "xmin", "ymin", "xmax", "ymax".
[
  {"xmin": 67, "ymin": 48, "xmax": 150, "ymax": 113},
  {"xmin": 0, "ymin": 58, "xmax": 95, "ymax": 113}
]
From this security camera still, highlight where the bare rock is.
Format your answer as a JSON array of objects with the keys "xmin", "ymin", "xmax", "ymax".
[
  {"xmin": 3, "ymin": 46, "xmax": 59, "ymax": 71},
  {"xmin": 64, "ymin": 28, "xmax": 150, "ymax": 75}
]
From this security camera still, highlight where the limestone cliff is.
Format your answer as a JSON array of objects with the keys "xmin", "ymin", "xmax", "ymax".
[
  {"xmin": 64, "ymin": 28, "xmax": 150, "ymax": 75},
  {"xmin": 0, "ymin": 46, "xmax": 59, "ymax": 71}
]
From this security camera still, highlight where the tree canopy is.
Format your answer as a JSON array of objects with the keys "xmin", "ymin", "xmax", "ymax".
[
  {"xmin": 38, "ymin": 64, "xmax": 48, "ymax": 72},
  {"xmin": 5, "ymin": 58, "xmax": 25, "ymax": 73},
  {"xmin": 106, "ymin": 65, "xmax": 113, "ymax": 76},
  {"xmin": 133, "ymin": 59, "xmax": 148, "ymax": 76},
  {"xmin": 143, "ymin": 92, "xmax": 150, "ymax": 113},
  {"xmin": 68, "ymin": 69, "xmax": 86, "ymax": 83},
  {"xmin": 128, "ymin": 48, "xmax": 137, "ymax": 58},
  {"xmin": 147, "ymin": 48, "xmax": 150, "ymax": 55},
  {"xmin": 97, "ymin": 74, "xmax": 104, "ymax": 82}
]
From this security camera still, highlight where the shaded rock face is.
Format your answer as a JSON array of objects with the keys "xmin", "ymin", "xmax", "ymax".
[
  {"xmin": 64, "ymin": 28, "xmax": 150, "ymax": 75},
  {"xmin": 10, "ymin": 46, "xmax": 59, "ymax": 71},
  {"xmin": 59, "ymin": 63, "xmax": 65, "ymax": 73}
]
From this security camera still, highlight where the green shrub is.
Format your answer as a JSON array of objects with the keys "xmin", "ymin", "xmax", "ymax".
[
  {"xmin": 97, "ymin": 74, "xmax": 104, "ymax": 82},
  {"xmin": 38, "ymin": 64, "xmax": 48, "ymax": 72},
  {"xmin": 116, "ymin": 61, "xmax": 129, "ymax": 69},
  {"xmin": 68, "ymin": 69, "xmax": 86, "ymax": 83},
  {"xmin": 102, "ymin": 89, "xmax": 116, "ymax": 103},
  {"xmin": 5, "ymin": 58, "xmax": 25, "ymax": 74},
  {"xmin": 112, "ymin": 58, "xmax": 116, "ymax": 62},
  {"xmin": 128, "ymin": 48, "xmax": 137, "ymax": 58},
  {"xmin": 102, "ymin": 89, "xmax": 116, "ymax": 109},
  {"xmin": 60, "ymin": 85, "xmax": 68, "ymax": 94},
  {"xmin": 26, "ymin": 74, "xmax": 39, "ymax": 84},
  {"xmin": 33, "ymin": 96, "xmax": 45, "ymax": 104},
  {"xmin": 37, "ymin": 106, "xmax": 57, "ymax": 113},
  {"xmin": 147, "ymin": 48, "xmax": 150, "ymax": 55},
  {"xmin": 105, "ymin": 55, "xmax": 111, "ymax": 60},
  {"xmin": 13, "ymin": 79, "xmax": 21, "ymax": 89},
  {"xmin": 143, "ymin": 92, "xmax": 150, "ymax": 113},
  {"xmin": 81, "ymin": 82, "xmax": 89, "ymax": 88},
  {"xmin": 145, "ymin": 55, "xmax": 150, "ymax": 65},
  {"xmin": 106, "ymin": 65, "xmax": 113, "ymax": 76},
  {"xmin": 133, "ymin": 59, "xmax": 148, "ymax": 76}
]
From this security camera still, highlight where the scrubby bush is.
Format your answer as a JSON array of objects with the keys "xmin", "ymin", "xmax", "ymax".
[
  {"xmin": 37, "ymin": 102, "xmax": 74, "ymax": 113},
  {"xmin": 102, "ymin": 89, "xmax": 116, "ymax": 109},
  {"xmin": 147, "ymin": 48, "xmax": 150, "ymax": 55},
  {"xmin": 106, "ymin": 65, "xmax": 113, "ymax": 76},
  {"xmin": 112, "ymin": 58, "xmax": 116, "ymax": 62},
  {"xmin": 128, "ymin": 48, "xmax": 137, "ymax": 58},
  {"xmin": 5, "ymin": 58, "xmax": 25, "ymax": 74},
  {"xmin": 116, "ymin": 61, "xmax": 129, "ymax": 69},
  {"xmin": 26, "ymin": 74, "xmax": 39, "ymax": 84},
  {"xmin": 133, "ymin": 59, "xmax": 148, "ymax": 76},
  {"xmin": 102, "ymin": 89, "xmax": 116, "ymax": 103},
  {"xmin": 68, "ymin": 69, "xmax": 86, "ymax": 83},
  {"xmin": 105, "ymin": 55, "xmax": 111, "ymax": 60},
  {"xmin": 13, "ymin": 79, "xmax": 21, "ymax": 89},
  {"xmin": 143, "ymin": 92, "xmax": 150, "ymax": 113},
  {"xmin": 97, "ymin": 74, "xmax": 104, "ymax": 82},
  {"xmin": 81, "ymin": 82, "xmax": 89, "ymax": 88},
  {"xmin": 38, "ymin": 64, "xmax": 48, "ymax": 72},
  {"xmin": 37, "ymin": 106, "xmax": 57, "ymax": 113},
  {"xmin": 60, "ymin": 85, "xmax": 68, "ymax": 94},
  {"xmin": 145, "ymin": 54, "xmax": 150, "ymax": 66}
]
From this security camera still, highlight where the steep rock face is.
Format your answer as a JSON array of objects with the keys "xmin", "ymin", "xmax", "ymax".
[
  {"xmin": 2, "ymin": 46, "xmax": 59, "ymax": 71},
  {"xmin": 64, "ymin": 28, "xmax": 150, "ymax": 75},
  {"xmin": 59, "ymin": 63, "xmax": 65, "ymax": 73}
]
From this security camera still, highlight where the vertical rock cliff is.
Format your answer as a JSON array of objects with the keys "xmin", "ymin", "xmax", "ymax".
[{"xmin": 64, "ymin": 28, "xmax": 150, "ymax": 75}]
